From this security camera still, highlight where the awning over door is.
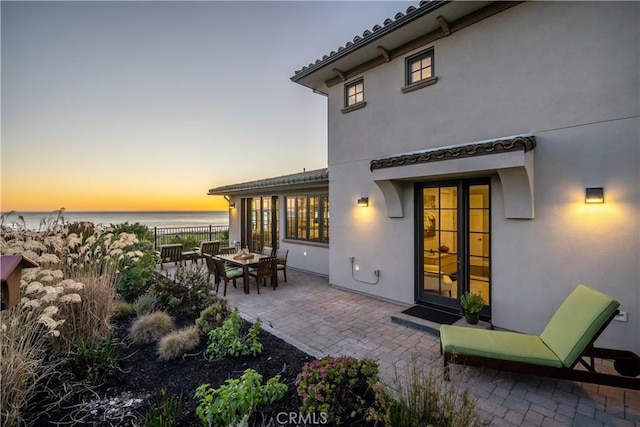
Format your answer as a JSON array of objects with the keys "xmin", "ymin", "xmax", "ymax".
[{"xmin": 370, "ymin": 135, "xmax": 536, "ymax": 219}]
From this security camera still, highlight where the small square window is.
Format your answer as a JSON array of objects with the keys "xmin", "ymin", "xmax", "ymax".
[
  {"xmin": 345, "ymin": 79, "xmax": 364, "ymax": 107},
  {"xmin": 402, "ymin": 48, "xmax": 437, "ymax": 94},
  {"xmin": 407, "ymin": 49, "xmax": 434, "ymax": 85}
]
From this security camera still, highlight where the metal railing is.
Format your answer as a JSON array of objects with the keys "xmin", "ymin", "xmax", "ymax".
[{"xmin": 152, "ymin": 225, "xmax": 230, "ymax": 250}]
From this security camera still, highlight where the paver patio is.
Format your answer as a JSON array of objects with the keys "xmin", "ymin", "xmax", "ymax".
[{"xmin": 160, "ymin": 264, "xmax": 640, "ymax": 426}]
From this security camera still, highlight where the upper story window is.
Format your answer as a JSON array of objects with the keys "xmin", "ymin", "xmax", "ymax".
[
  {"xmin": 402, "ymin": 48, "xmax": 438, "ymax": 94},
  {"xmin": 342, "ymin": 78, "xmax": 366, "ymax": 114}
]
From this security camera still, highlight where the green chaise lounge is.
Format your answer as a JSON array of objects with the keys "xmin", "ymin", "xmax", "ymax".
[{"xmin": 440, "ymin": 284, "xmax": 640, "ymax": 389}]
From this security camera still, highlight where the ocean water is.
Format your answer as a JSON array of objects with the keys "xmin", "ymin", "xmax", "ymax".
[{"xmin": 1, "ymin": 211, "xmax": 229, "ymax": 231}]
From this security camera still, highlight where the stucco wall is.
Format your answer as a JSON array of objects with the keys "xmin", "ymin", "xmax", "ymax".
[{"xmin": 326, "ymin": 2, "xmax": 640, "ymax": 351}]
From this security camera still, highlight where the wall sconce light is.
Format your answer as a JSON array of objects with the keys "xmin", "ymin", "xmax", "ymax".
[
  {"xmin": 585, "ymin": 187, "xmax": 604, "ymax": 204},
  {"xmin": 229, "ymin": 202, "xmax": 236, "ymax": 209},
  {"xmin": 357, "ymin": 197, "xmax": 369, "ymax": 207}
]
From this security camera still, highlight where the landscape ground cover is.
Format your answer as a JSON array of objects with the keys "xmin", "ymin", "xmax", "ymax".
[{"xmin": 37, "ymin": 313, "xmax": 316, "ymax": 426}]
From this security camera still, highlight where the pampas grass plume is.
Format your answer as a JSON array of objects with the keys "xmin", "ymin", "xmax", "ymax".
[
  {"xmin": 129, "ymin": 311, "xmax": 175, "ymax": 344},
  {"xmin": 157, "ymin": 326, "xmax": 201, "ymax": 361}
]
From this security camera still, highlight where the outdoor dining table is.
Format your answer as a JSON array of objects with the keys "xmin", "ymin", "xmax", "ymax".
[{"xmin": 215, "ymin": 253, "xmax": 276, "ymax": 294}]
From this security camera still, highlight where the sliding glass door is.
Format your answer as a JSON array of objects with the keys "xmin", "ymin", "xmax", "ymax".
[
  {"xmin": 241, "ymin": 196, "xmax": 279, "ymax": 252},
  {"xmin": 416, "ymin": 180, "xmax": 491, "ymax": 317}
]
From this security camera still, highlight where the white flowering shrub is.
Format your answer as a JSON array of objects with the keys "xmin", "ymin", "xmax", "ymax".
[
  {"xmin": 0, "ymin": 215, "xmax": 152, "ymax": 425},
  {"xmin": 1, "ymin": 274, "xmax": 84, "ymax": 426}
]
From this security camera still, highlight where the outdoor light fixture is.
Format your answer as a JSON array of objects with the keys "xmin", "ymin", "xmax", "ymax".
[
  {"xmin": 357, "ymin": 197, "xmax": 369, "ymax": 207},
  {"xmin": 585, "ymin": 187, "xmax": 604, "ymax": 204},
  {"xmin": 229, "ymin": 202, "xmax": 236, "ymax": 209}
]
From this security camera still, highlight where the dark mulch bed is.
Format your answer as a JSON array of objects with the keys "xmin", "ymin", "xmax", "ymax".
[{"xmin": 36, "ymin": 314, "xmax": 317, "ymax": 427}]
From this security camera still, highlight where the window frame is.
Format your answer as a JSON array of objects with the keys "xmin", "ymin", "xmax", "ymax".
[
  {"xmin": 402, "ymin": 48, "xmax": 438, "ymax": 94},
  {"xmin": 342, "ymin": 78, "xmax": 366, "ymax": 113},
  {"xmin": 285, "ymin": 194, "xmax": 329, "ymax": 244}
]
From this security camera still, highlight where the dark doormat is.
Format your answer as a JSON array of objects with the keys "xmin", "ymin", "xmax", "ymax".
[{"xmin": 401, "ymin": 305, "xmax": 461, "ymax": 325}]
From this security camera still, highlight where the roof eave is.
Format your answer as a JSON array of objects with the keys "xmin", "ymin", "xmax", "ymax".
[
  {"xmin": 290, "ymin": 1, "xmax": 521, "ymax": 92},
  {"xmin": 290, "ymin": 1, "xmax": 451, "ymax": 87},
  {"xmin": 207, "ymin": 169, "xmax": 329, "ymax": 196}
]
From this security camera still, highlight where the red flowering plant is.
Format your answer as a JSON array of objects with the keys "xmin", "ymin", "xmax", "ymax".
[{"xmin": 296, "ymin": 355, "xmax": 380, "ymax": 425}]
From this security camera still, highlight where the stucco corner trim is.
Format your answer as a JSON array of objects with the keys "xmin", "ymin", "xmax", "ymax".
[
  {"xmin": 374, "ymin": 179, "xmax": 405, "ymax": 218},
  {"xmin": 497, "ymin": 150, "xmax": 535, "ymax": 219}
]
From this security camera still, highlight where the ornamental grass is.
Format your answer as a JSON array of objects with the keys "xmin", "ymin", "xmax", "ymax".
[{"xmin": 0, "ymin": 211, "xmax": 151, "ymax": 425}]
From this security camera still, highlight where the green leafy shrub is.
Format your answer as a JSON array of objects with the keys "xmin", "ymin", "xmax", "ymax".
[
  {"xmin": 167, "ymin": 235, "xmax": 199, "ymax": 251},
  {"xmin": 112, "ymin": 300, "xmax": 134, "ymax": 319},
  {"xmin": 129, "ymin": 311, "xmax": 175, "ymax": 344},
  {"xmin": 67, "ymin": 221, "xmax": 95, "ymax": 241},
  {"xmin": 118, "ymin": 252, "xmax": 157, "ymax": 299},
  {"xmin": 297, "ymin": 355, "xmax": 380, "ymax": 425},
  {"xmin": 150, "ymin": 264, "xmax": 216, "ymax": 317},
  {"xmin": 196, "ymin": 299, "xmax": 231, "ymax": 336},
  {"xmin": 133, "ymin": 294, "xmax": 158, "ymax": 316},
  {"xmin": 204, "ymin": 310, "xmax": 262, "ymax": 360},
  {"xmin": 113, "ymin": 222, "xmax": 153, "ymax": 242},
  {"xmin": 194, "ymin": 369, "xmax": 287, "ymax": 427},
  {"xmin": 371, "ymin": 357, "xmax": 488, "ymax": 427},
  {"xmin": 157, "ymin": 326, "xmax": 201, "ymax": 361},
  {"xmin": 143, "ymin": 388, "xmax": 183, "ymax": 427},
  {"xmin": 72, "ymin": 332, "xmax": 120, "ymax": 386},
  {"xmin": 460, "ymin": 292, "xmax": 485, "ymax": 314}
]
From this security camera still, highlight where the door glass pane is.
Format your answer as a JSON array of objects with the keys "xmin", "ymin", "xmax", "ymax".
[
  {"xmin": 251, "ymin": 199, "xmax": 260, "ymax": 251},
  {"xmin": 422, "ymin": 187, "xmax": 458, "ymax": 299},
  {"xmin": 297, "ymin": 197, "xmax": 307, "ymax": 239},
  {"xmin": 322, "ymin": 196, "xmax": 329, "ymax": 242},
  {"xmin": 262, "ymin": 198, "xmax": 272, "ymax": 250},
  {"xmin": 286, "ymin": 197, "xmax": 295, "ymax": 238},
  {"xmin": 273, "ymin": 197, "xmax": 279, "ymax": 249},
  {"xmin": 468, "ymin": 185, "xmax": 490, "ymax": 305}
]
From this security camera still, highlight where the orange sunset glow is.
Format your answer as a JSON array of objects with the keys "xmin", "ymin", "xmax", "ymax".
[{"xmin": 1, "ymin": 2, "xmax": 411, "ymax": 214}]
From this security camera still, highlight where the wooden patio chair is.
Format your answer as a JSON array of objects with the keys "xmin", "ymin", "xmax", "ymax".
[
  {"xmin": 196, "ymin": 241, "xmax": 220, "ymax": 262},
  {"xmin": 275, "ymin": 249, "xmax": 289, "ymax": 282},
  {"xmin": 156, "ymin": 244, "xmax": 183, "ymax": 270},
  {"xmin": 208, "ymin": 256, "xmax": 243, "ymax": 297},
  {"xmin": 440, "ymin": 284, "xmax": 640, "ymax": 390},
  {"xmin": 218, "ymin": 246, "xmax": 237, "ymax": 255},
  {"xmin": 249, "ymin": 256, "xmax": 277, "ymax": 293},
  {"xmin": 261, "ymin": 246, "xmax": 274, "ymax": 256}
]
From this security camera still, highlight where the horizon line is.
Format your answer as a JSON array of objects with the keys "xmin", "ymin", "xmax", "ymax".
[{"xmin": 1, "ymin": 209, "xmax": 228, "ymax": 214}]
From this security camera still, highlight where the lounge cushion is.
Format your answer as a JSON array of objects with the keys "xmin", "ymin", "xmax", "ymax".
[
  {"xmin": 540, "ymin": 284, "xmax": 619, "ymax": 367},
  {"xmin": 440, "ymin": 325, "xmax": 563, "ymax": 368}
]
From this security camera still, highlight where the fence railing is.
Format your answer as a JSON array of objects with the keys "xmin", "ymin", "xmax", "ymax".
[{"xmin": 152, "ymin": 225, "xmax": 230, "ymax": 250}]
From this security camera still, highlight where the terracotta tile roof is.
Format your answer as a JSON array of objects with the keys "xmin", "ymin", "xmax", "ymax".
[
  {"xmin": 370, "ymin": 135, "xmax": 536, "ymax": 171},
  {"xmin": 208, "ymin": 168, "xmax": 328, "ymax": 195},
  {"xmin": 292, "ymin": 1, "xmax": 443, "ymax": 79}
]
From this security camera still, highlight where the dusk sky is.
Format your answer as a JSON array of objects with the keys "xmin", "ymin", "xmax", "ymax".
[{"xmin": 1, "ymin": 1, "xmax": 414, "ymax": 212}]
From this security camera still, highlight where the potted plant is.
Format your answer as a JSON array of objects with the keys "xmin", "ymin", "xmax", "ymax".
[{"xmin": 460, "ymin": 292, "xmax": 484, "ymax": 324}]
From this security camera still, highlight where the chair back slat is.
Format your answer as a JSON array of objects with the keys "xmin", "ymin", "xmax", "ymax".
[
  {"xmin": 213, "ymin": 257, "xmax": 231, "ymax": 280},
  {"xmin": 203, "ymin": 254, "xmax": 216, "ymax": 275},
  {"xmin": 219, "ymin": 247, "xmax": 237, "ymax": 255},
  {"xmin": 257, "ymin": 256, "xmax": 276, "ymax": 277},
  {"xmin": 276, "ymin": 249, "xmax": 288, "ymax": 263},
  {"xmin": 200, "ymin": 241, "xmax": 220, "ymax": 256},
  {"xmin": 159, "ymin": 244, "xmax": 183, "ymax": 262}
]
